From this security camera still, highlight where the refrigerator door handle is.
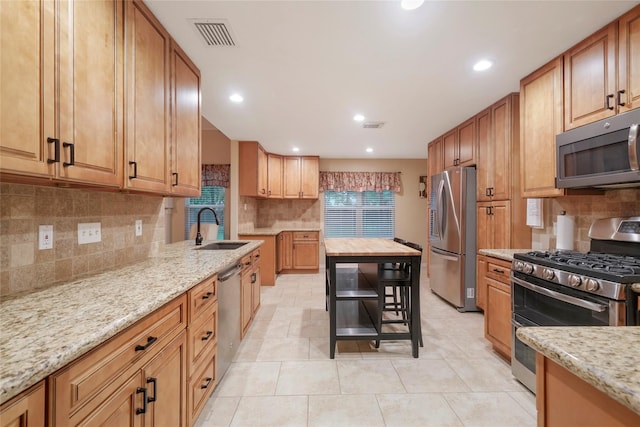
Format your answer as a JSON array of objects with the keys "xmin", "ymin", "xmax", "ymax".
[
  {"xmin": 436, "ymin": 179, "xmax": 446, "ymax": 238},
  {"xmin": 430, "ymin": 246, "xmax": 459, "ymax": 262}
]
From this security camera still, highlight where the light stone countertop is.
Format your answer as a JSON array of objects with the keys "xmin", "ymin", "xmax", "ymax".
[
  {"xmin": 517, "ymin": 326, "xmax": 640, "ymax": 414},
  {"xmin": 632, "ymin": 283, "xmax": 640, "ymax": 293},
  {"xmin": 238, "ymin": 227, "xmax": 320, "ymax": 236},
  {"xmin": 0, "ymin": 239, "xmax": 262, "ymax": 405},
  {"xmin": 478, "ymin": 248, "xmax": 532, "ymax": 262}
]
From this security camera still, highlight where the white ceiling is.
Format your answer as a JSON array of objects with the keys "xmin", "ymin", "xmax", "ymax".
[{"xmin": 146, "ymin": 0, "xmax": 638, "ymax": 159}]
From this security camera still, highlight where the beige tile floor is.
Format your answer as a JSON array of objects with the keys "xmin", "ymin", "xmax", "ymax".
[{"xmin": 194, "ymin": 267, "xmax": 536, "ymax": 427}]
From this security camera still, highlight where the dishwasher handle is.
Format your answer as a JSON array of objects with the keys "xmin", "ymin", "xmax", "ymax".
[{"xmin": 219, "ymin": 264, "xmax": 242, "ymax": 282}]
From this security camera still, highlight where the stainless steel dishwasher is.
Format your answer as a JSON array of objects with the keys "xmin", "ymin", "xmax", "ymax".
[{"xmin": 217, "ymin": 261, "xmax": 242, "ymax": 381}]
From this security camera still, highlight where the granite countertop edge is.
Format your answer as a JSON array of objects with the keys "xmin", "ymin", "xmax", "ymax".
[
  {"xmin": 0, "ymin": 239, "xmax": 262, "ymax": 405},
  {"xmin": 517, "ymin": 326, "xmax": 640, "ymax": 414},
  {"xmin": 238, "ymin": 227, "xmax": 321, "ymax": 236},
  {"xmin": 478, "ymin": 248, "xmax": 532, "ymax": 262}
]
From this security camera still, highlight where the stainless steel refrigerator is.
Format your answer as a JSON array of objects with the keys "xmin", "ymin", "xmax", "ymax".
[{"xmin": 428, "ymin": 167, "xmax": 477, "ymax": 312}]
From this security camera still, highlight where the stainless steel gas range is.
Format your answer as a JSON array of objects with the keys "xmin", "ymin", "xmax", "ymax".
[{"xmin": 510, "ymin": 216, "xmax": 640, "ymax": 393}]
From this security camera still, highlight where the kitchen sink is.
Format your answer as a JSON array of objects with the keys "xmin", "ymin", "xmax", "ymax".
[{"xmin": 196, "ymin": 242, "xmax": 249, "ymax": 251}]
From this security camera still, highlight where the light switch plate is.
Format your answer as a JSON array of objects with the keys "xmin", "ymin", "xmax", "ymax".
[
  {"xmin": 39, "ymin": 225, "xmax": 53, "ymax": 250},
  {"xmin": 78, "ymin": 222, "xmax": 101, "ymax": 245},
  {"xmin": 135, "ymin": 219, "xmax": 142, "ymax": 237}
]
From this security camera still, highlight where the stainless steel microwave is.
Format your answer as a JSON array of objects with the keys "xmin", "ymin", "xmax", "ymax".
[{"xmin": 556, "ymin": 109, "xmax": 640, "ymax": 189}]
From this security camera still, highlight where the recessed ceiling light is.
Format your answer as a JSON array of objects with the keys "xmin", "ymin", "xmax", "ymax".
[
  {"xmin": 366, "ymin": 147, "xmax": 373, "ymax": 153},
  {"xmin": 292, "ymin": 147, "xmax": 300, "ymax": 152},
  {"xmin": 229, "ymin": 93, "xmax": 244, "ymax": 103},
  {"xmin": 401, "ymin": 0, "xmax": 424, "ymax": 10},
  {"xmin": 353, "ymin": 114, "xmax": 365, "ymax": 122},
  {"xmin": 473, "ymin": 60, "xmax": 493, "ymax": 72}
]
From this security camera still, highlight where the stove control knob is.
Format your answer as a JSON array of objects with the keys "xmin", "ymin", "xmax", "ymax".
[
  {"xmin": 568, "ymin": 274, "xmax": 582, "ymax": 288},
  {"xmin": 585, "ymin": 278, "xmax": 600, "ymax": 292},
  {"xmin": 513, "ymin": 261, "xmax": 522, "ymax": 271},
  {"xmin": 542, "ymin": 268, "xmax": 555, "ymax": 280},
  {"xmin": 522, "ymin": 263, "xmax": 534, "ymax": 274}
]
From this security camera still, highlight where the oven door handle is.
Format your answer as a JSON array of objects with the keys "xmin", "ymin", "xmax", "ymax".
[{"xmin": 512, "ymin": 276, "xmax": 607, "ymax": 313}]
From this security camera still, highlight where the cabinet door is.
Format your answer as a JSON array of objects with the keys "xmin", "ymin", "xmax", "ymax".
[
  {"xmin": 0, "ymin": 0, "xmax": 55, "ymax": 178},
  {"xmin": 292, "ymin": 241, "xmax": 319, "ymax": 270},
  {"xmin": 442, "ymin": 129, "xmax": 458, "ymax": 169},
  {"xmin": 476, "ymin": 257, "xmax": 487, "ymax": 311},
  {"xmin": 492, "ymin": 201, "xmax": 511, "ymax": 250},
  {"xmin": 257, "ymin": 146, "xmax": 268, "ymax": 197},
  {"xmin": 485, "ymin": 278, "xmax": 512, "ymax": 359},
  {"xmin": 457, "ymin": 117, "xmax": 476, "ymax": 167},
  {"xmin": 241, "ymin": 268, "xmax": 253, "ymax": 336},
  {"xmin": 267, "ymin": 154, "xmax": 283, "ymax": 198},
  {"xmin": 300, "ymin": 157, "xmax": 319, "ymax": 199},
  {"xmin": 278, "ymin": 232, "xmax": 293, "ymax": 271},
  {"xmin": 618, "ymin": 6, "xmax": 640, "ymax": 114},
  {"xmin": 520, "ymin": 57, "xmax": 565, "ymax": 198},
  {"xmin": 57, "ymin": 0, "xmax": 123, "ymax": 187},
  {"xmin": 476, "ymin": 202, "xmax": 492, "ymax": 251},
  {"xmin": 125, "ymin": 0, "xmax": 170, "ymax": 193},
  {"xmin": 170, "ymin": 41, "xmax": 201, "ymax": 197},
  {"xmin": 0, "ymin": 381, "xmax": 45, "ymax": 427},
  {"xmin": 239, "ymin": 141, "xmax": 267, "ymax": 197},
  {"xmin": 475, "ymin": 108, "xmax": 491, "ymax": 201},
  {"xmin": 252, "ymin": 264, "xmax": 261, "ymax": 314},
  {"xmin": 564, "ymin": 23, "xmax": 617, "ymax": 129},
  {"xmin": 142, "ymin": 331, "xmax": 187, "ymax": 427},
  {"xmin": 427, "ymin": 137, "xmax": 443, "ymax": 176},
  {"xmin": 491, "ymin": 97, "xmax": 512, "ymax": 201},
  {"xmin": 283, "ymin": 157, "xmax": 301, "ymax": 198},
  {"xmin": 79, "ymin": 373, "xmax": 144, "ymax": 427}
]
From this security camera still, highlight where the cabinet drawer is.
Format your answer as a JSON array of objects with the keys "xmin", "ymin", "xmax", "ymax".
[
  {"xmin": 252, "ymin": 248, "xmax": 261, "ymax": 264},
  {"xmin": 49, "ymin": 295, "xmax": 186, "ymax": 422},
  {"xmin": 485, "ymin": 258, "xmax": 512, "ymax": 284},
  {"xmin": 241, "ymin": 253, "xmax": 252, "ymax": 270},
  {"xmin": 188, "ymin": 345, "xmax": 216, "ymax": 425},
  {"xmin": 188, "ymin": 302, "xmax": 218, "ymax": 371},
  {"xmin": 293, "ymin": 231, "xmax": 318, "ymax": 241},
  {"xmin": 188, "ymin": 274, "xmax": 217, "ymax": 324}
]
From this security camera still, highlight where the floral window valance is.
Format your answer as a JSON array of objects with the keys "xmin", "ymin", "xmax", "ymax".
[
  {"xmin": 202, "ymin": 164, "xmax": 230, "ymax": 188},
  {"xmin": 319, "ymin": 171, "xmax": 401, "ymax": 193}
]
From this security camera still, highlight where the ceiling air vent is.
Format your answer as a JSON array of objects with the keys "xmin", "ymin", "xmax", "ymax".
[
  {"xmin": 190, "ymin": 19, "xmax": 236, "ymax": 47},
  {"xmin": 362, "ymin": 121, "xmax": 385, "ymax": 129}
]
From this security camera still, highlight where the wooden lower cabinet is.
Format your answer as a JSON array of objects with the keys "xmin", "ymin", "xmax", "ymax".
[
  {"xmin": 187, "ymin": 345, "xmax": 216, "ymax": 426},
  {"xmin": 241, "ymin": 253, "xmax": 253, "ymax": 337},
  {"xmin": 238, "ymin": 235, "xmax": 275, "ymax": 285},
  {"xmin": 476, "ymin": 256, "xmax": 487, "ymax": 310},
  {"xmin": 536, "ymin": 355, "xmax": 640, "ymax": 426},
  {"xmin": 0, "ymin": 381, "xmax": 46, "ymax": 427},
  {"xmin": 277, "ymin": 232, "xmax": 293, "ymax": 272},
  {"xmin": 291, "ymin": 231, "xmax": 319, "ymax": 271},
  {"xmin": 479, "ymin": 256, "xmax": 512, "ymax": 360}
]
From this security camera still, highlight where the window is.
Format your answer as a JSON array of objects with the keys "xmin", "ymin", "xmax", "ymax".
[
  {"xmin": 185, "ymin": 186, "xmax": 225, "ymax": 240},
  {"xmin": 324, "ymin": 190, "xmax": 395, "ymax": 238}
]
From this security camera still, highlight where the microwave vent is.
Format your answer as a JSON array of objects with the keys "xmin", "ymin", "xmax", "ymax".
[{"xmin": 190, "ymin": 19, "xmax": 236, "ymax": 47}]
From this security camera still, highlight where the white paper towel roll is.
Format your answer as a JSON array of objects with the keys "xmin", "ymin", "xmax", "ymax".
[{"xmin": 556, "ymin": 215, "xmax": 575, "ymax": 250}]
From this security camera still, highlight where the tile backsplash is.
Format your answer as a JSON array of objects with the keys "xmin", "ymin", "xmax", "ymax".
[
  {"xmin": 531, "ymin": 189, "xmax": 640, "ymax": 252},
  {"xmin": 238, "ymin": 196, "xmax": 321, "ymax": 233},
  {"xmin": 0, "ymin": 183, "xmax": 165, "ymax": 298}
]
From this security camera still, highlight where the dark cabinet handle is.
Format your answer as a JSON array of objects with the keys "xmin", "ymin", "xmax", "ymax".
[
  {"xmin": 172, "ymin": 172, "xmax": 178, "ymax": 186},
  {"xmin": 146, "ymin": 377, "xmax": 157, "ymax": 403},
  {"xmin": 63, "ymin": 142, "xmax": 74, "ymax": 167},
  {"xmin": 485, "ymin": 188, "xmax": 491, "ymax": 197},
  {"xmin": 606, "ymin": 94, "xmax": 614, "ymax": 110},
  {"xmin": 617, "ymin": 90, "xmax": 626, "ymax": 107},
  {"xmin": 260, "ymin": 188, "xmax": 266, "ymax": 194},
  {"xmin": 245, "ymin": 261, "xmax": 251, "ymax": 267},
  {"xmin": 493, "ymin": 268, "xmax": 505, "ymax": 274},
  {"xmin": 201, "ymin": 377, "xmax": 213, "ymax": 389},
  {"xmin": 485, "ymin": 206, "xmax": 491, "ymax": 215},
  {"xmin": 202, "ymin": 331, "xmax": 213, "ymax": 341},
  {"xmin": 129, "ymin": 161, "xmax": 137, "ymax": 179},
  {"xmin": 135, "ymin": 336, "xmax": 157, "ymax": 351},
  {"xmin": 47, "ymin": 137, "xmax": 60, "ymax": 164},
  {"xmin": 202, "ymin": 291, "xmax": 213, "ymax": 300},
  {"xmin": 136, "ymin": 387, "xmax": 147, "ymax": 415},
  {"xmin": 251, "ymin": 272, "xmax": 257, "ymax": 284}
]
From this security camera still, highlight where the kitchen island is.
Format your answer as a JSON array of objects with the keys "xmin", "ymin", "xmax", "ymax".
[
  {"xmin": 324, "ymin": 238, "xmax": 422, "ymax": 358},
  {"xmin": 517, "ymin": 326, "xmax": 640, "ymax": 426}
]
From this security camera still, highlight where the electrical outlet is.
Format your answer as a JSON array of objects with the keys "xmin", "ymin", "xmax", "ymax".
[
  {"xmin": 39, "ymin": 225, "xmax": 53, "ymax": 250},
  {"xmin": 78, "ymin": 222, "xmax": 101, "ymax": 245},
  {"xmin": 135, "ymin": 219, "xmax": 142, "ymax": 237}
]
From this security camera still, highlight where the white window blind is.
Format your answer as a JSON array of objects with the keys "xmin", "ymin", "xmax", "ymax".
[
  {"xmin": 185, "ymin": 186, "xmax": 225, "ymax": 240},
  {"xmin": 324, "ymin": 190, "xmax": 395, "ymax": 238}
]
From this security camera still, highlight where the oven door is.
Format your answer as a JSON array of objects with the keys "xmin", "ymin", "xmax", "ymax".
[{"xmin": 512, "ymin": 315, "xmax": 538, "ymax": 393}]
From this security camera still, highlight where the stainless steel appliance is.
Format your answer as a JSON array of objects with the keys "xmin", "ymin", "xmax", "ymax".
[
  {"xmin": 511, "ymin": 216, "xmax": 640, "ymax": 393},
  {"xmin": 217, "ymin": 261, "xmax": 243, "ymax": 381},
  {"xmin": 428, "ymin": 167, "xmax": 477, "ymax": 311},
  {"xmin": 556, "ymin": 109, "xmax": 640, "ymax": 189}
]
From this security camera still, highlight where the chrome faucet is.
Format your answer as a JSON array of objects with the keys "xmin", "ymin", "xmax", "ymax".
[{"xmin": 195, "ymin": 207, "xmax": 220, "ymax": 245}]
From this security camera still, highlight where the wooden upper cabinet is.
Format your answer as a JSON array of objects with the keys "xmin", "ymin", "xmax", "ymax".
[
  {"xmin": 124, "ymin": 0, "xmax": 171, "ymax": 194},
  {"xmin": 427, "ymin": 137, "xmax": 444, "ymax": 176},
  {"xmin": 267, "ymin": 154, "xmax": 283, "ymax": 198},
  {"xmin": 475, "ymin": 108, "xmax": 491, "ymax": 202},
  {"xmin": 239, "ymin": 141, "xmax": 268, "ymax": 197},
  {"xmin": 0, "ymin": 0, "xmax": 54, "ymax": 179},
  {"xmin": 170, "ymin": 41, "xmax": 201, "ymax": 197},
  {"xmin": 618, "ymin": 5, "xmax": 640, "ymax": 114},
  {"xmin": 564, "ymin": 23, "xmax": 617, "ymax": 129},
  {"xmin": 520, "ymin": 57, "xmax": 565, "ymax": 198},
  {"xmin": 0, "ymin": 0, "xmax": 123, "ymax": 187},
  {"xmin": 442, "ymin": 129, "xmax": 458, "ymax": 169},
  {"xmin": 443, "ymin": 118, "xmax": 476, "ymax": 169},
  {"xmin": 490, "ymin": 96, "xmax": 514, "ymax": 201},
  {"xmin": 283, "ymin": 156, "xmax": 319, "ymax": 199}
]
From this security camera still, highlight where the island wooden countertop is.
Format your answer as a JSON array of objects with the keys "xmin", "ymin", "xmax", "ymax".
[{"xmin": 324, "ymin": 238, "xmax": 421, "ymax": 257}]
